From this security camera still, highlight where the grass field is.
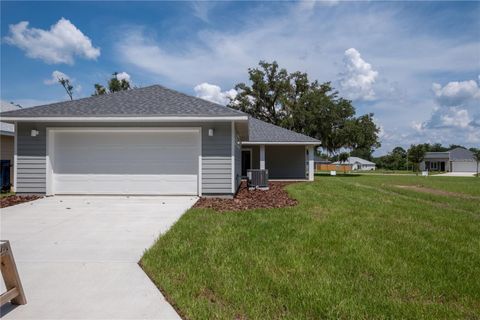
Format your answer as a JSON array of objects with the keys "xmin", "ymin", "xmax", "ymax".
[{"xmin": 141, "ymin": 175, "xmax": 480, "ymax": 319}]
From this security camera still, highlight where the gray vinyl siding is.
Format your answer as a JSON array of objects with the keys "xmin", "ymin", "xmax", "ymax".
[
  {"xmin": 15, "ymin": 121, "xmax": 233, "ymax": 195},
  {"xmin": 17, "ymin": 124, "xmax": 47, "ymax": 193},
  {"xmin": 202, "ymin": 122, "xmax": 232, "ymax": 194}
]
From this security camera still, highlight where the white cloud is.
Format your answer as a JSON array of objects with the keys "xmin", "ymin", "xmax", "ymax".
[
  {"xmin": 340, "ymin": 48, "xmax": 378, "ymax": 101},
  {"xmin": 194, "ymin": 83, "xmax": 237, "ymax": 105},
  {"xmin": 297, "ymin": 0, "xmax": 339, "ymax": 12},
  {"xmin": 398, "ymin": 77, "xmax": 480, "ymax": 152},
  {"xmin": 116, "ymin": 7, "xmax": 477, "ymax": 90},
  {"xmin": 191, "ymin": 2, "xmax": 216, "ymax": 22},
  {"xmin": 113, "ymin": 4, "xmax": 478, "ymax": 154},
  {"xmin": 432, "ymin": 79, "xmax": 480, "ymax": 106},
  {"xmin": 43, "ymin": 70, "xmax": 83, "ymax": 96},
  {"xmin": 115, "ymin": 72, "xmax": 131, "ymax": 83},
  {"xmin": 44, "ymin": 70, "xmax": 70, "ymax": 85},
  {"xmin": 4, "ymin": 18, "xmax": 100, "ymax": 64},
  {"xmin": 439, "ymin": 107, "xmax": 471, "ymax": 128},
  {"xmin": 424, "ymin": 78, "xmax": 480, "ymax": 129},
  {"xmin": 411, "ymin": 121, "xmax": 425, "ymax": 132}
]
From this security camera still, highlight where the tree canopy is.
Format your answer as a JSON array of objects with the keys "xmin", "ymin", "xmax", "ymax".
[
  {"xmin": 93, "ymin": 72, "xmax": 131, "ymax": 96},
  {"xmin": 407, "ymin": 144, "xmax": 427, "ymax": 173},
  {"xmin": 374, "ymin": 147, "xmax": 408, "ymax": 170},
  {"xmin": 228, "ymin": 61, "xmax": 380, "ymax": 155}
]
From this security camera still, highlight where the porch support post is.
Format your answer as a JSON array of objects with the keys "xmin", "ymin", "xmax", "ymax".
[
  {"xmin": 13, "ymin": 122, "xmax": 17, "ymax": 192},
  {"xmin": 259, "ymin": 144, "xmax": 265, "ymax": 170},
  {"xmin": 308, "ymin": 146, "xmax": 314, "ymax": 181}
]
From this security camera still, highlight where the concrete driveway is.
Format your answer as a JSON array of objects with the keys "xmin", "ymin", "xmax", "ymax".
[{"xmin": 0, "ymin": 196, "xmax": 197, "ymax": 319}]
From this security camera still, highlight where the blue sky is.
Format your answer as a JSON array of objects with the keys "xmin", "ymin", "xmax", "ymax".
[{"xmin": 1, "ymin": 1, "xmax": 479, "ymax": 154}]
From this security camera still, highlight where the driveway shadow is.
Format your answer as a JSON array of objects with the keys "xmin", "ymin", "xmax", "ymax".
[{"xmin": 0, "ymin": 303, "xmax": 18, "ymax": 317}]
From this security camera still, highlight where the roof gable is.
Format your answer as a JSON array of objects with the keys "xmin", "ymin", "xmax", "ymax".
[
  {"xmin": 349, "ymin": 157, "xmax": 375, "ymax": 165},
  {"xmin": 448, "ymin": 147, "xmax": 474, "ymax": 161},
  {"xmin": 0, "ymin": 85, "xmax": 246, "ymax": 118},
  {"xmin": 334, "ymin": 157, "xmax": 375, "ymax": 165}
]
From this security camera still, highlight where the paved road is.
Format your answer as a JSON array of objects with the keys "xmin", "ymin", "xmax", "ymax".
[{"xmin": 1, "ymin": 196, "xmax": 197, "ymax": 319}]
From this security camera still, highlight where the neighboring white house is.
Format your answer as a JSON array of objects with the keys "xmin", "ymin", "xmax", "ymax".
[
  {"xmin": 421, "ymin": 147, "xmax": 477, "ymax": 172},
  {"xmin": 333, "ymin": 157, "xmax": 376, "ymax": 171}
]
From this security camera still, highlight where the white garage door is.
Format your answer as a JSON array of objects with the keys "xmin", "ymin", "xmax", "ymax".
[
  {"xmin": 451, "ymin": 161, "xmax": 477, "ymax": 172},
  {"xmin": 48, "ymin": 128, "xmax": 201, "ymax": 195}
]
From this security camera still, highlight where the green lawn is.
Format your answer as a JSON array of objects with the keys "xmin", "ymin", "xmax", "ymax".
[{"xmin": 141, "ymin": 175, "xmax": 480, "ymax": 319}]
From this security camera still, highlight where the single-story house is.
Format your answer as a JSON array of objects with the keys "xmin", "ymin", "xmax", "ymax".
[
  {"xmin": 333, "ymin": 156, "xmax": 376, "ymax": 171},
  {"xmin": 420, "ymin": 147, "xmax": 477, "ymax": 172},
  {"xmin": 1, "ymin": 101, "xmax": 22, "ymax": 188},
  {"xmin": 0, "ymin": 85, "xmax": 320, "ymax": 197}
]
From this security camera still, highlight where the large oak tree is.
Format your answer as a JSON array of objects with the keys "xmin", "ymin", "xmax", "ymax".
[{"xmin": 228, "ymin": 61, "xmax": 380, "ymax": 155}]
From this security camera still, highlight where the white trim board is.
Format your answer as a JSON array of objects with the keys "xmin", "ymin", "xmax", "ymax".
[
  {"xmin": 13, "ymin": 122, "xmax": 17, "ymax": 192},
  {"xmin": 231, "ymin": 121, "xmax": 235, "ymax": 193}
]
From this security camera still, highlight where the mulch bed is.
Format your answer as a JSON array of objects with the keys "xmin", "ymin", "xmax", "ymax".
[
  {"xmin": 0, "ymin": 195, "xmax": 43, "ymax": 208},
  {"xmin": 193, "ymin": 181, "xmax": 298, "ymax": 212}
]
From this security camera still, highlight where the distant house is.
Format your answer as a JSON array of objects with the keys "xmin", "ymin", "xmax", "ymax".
[
  {"xmin": 421, "ymin": 147, "xmax": 476, "ymax": 172},
  {"xmin": 1, "ymin": 101, "xmax": 21, "ymax": 188},
  {"xmin": 333, "ymin": 157, "xmax": 376, "ymax": 171}
]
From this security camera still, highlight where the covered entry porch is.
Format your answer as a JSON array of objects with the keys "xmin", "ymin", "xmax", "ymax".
[
  {"xmin": 424, "ymin": 160, "xmax": 448, "ymax": 172},
  {"xmin": 241, "ymin": 143, "xmax": 315, "ymax": 181}
]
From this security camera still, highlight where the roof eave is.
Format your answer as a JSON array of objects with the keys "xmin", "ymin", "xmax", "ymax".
[{"xmin": 0, "ymin": 116, "xmax": 249, "ymax": 123}]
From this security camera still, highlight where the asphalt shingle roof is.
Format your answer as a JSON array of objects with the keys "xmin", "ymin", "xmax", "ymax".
[
  {"xmin": 334, "ymin": 157, "xmax": 375, "ymax": 165},
  {"xmin": 0, "ymin": 84, "xmax": 320, "ymax": 143},
  {"xmin": 0, "ymin": 85, "xmax": 246, "ymax": 118},
  {"xmin": 448, "ymin": 147, "xmax": 475, "ymax": 161},
  {"xmin": 247, "ymin": 117, "xmax": 320, "ymax": 143},
  {"xmin": 425, "ymin": 148, "xmax": 474, "ymax": 161}
]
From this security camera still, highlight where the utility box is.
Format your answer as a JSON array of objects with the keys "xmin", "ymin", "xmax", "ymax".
[{"xmin": 247, "ymin": 169, "xmax": 269, "ymax": 190}]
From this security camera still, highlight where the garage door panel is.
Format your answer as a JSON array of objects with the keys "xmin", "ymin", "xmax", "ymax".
[
  {"xmin": 54, "ymin": 158, "xmax": 198, "ymax": 175},
  {"xmin": 51, "ymin": 129, "xmax": 200, "ymax": 195},
  {"xmin": 54, "ymin": 174, "xmax": 198, "ymax": 195},
  {"xmin": 452, "ymin": 161, "xmax": 476, "ymax": 172}
]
